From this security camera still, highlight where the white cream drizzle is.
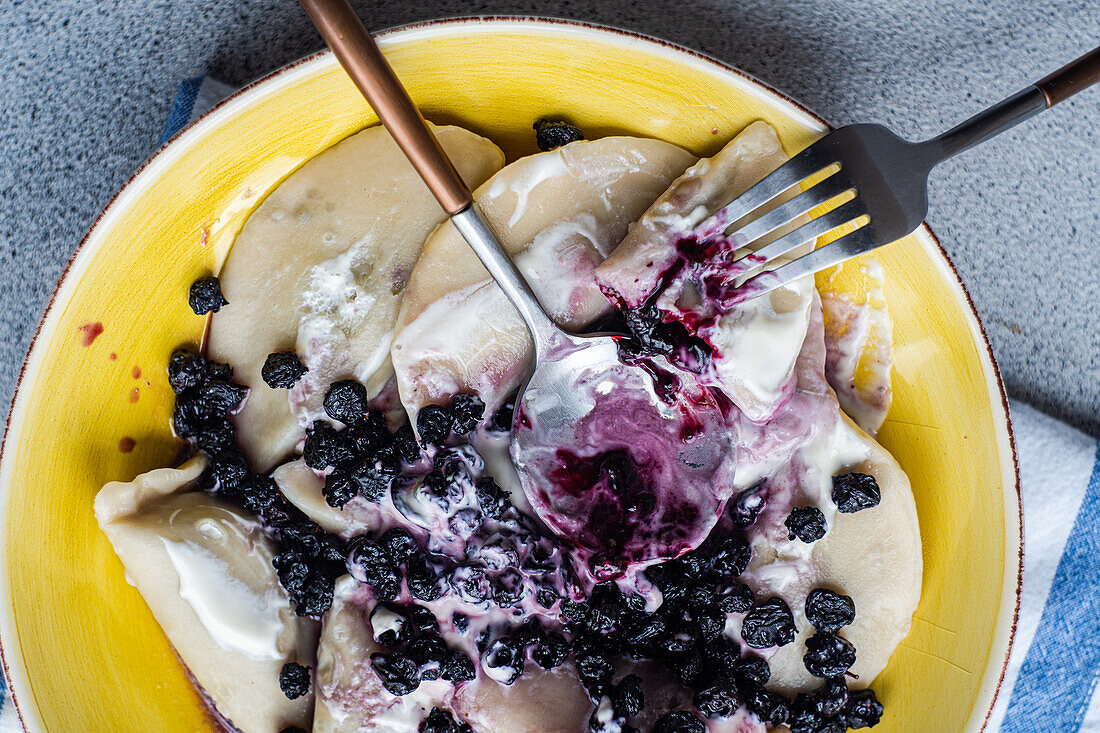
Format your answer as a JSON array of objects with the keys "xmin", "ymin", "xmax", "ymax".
[{"xmin": 160, "ymin": 537, "xmax": 285, "ymax": 660}]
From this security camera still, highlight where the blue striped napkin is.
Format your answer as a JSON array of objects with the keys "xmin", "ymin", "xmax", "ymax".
[{"xmin": 0, "ymin": 78, "xmax": 1095, "ymax": 731}]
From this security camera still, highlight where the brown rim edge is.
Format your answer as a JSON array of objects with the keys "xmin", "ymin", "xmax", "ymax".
[{"xmin": 0, "ymin": 15, "xmax": 1021, "ymax": 732}]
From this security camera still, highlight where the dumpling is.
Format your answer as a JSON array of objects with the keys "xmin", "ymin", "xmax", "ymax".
[
  {"xmin": 95, "ymin": 455, "xmax": 318, "ymax": 732},
  {"xmin": 313, "ymin": 576, "xmax": 454, "ymax": 732},
  {"xmin": 596, "ymin": 121, "xmax": 815, "ymax": 421},
  {"xmin": 209, "ymin": 124, "xmax": 505, "ymax": 471},
  {"xmin": 392, "ymin": 136, "xmax": 696, "ymax": 418}
]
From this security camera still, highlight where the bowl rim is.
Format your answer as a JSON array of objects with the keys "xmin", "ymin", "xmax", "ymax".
[{"xmin": 0, "ymin": 15, "xmax": 1022, "ymax": 732}]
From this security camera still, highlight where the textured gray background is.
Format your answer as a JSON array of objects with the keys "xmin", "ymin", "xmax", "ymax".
[{"xmin": 1, "ymin": 0, "xmax": 1098, "ymax": 435}]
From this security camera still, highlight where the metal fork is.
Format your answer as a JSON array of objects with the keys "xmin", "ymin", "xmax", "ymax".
[{"xmin": 702, "ymin": 45, "xmax": 1100, "ymax": 303}]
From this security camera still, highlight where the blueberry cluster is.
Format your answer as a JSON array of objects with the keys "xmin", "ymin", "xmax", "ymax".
[
  {"xmin": 367, "ymin": 474, "xmax": 569, "ymax": 623},
  {"xmin": 532, "ymin": 119, "xmax": 584, "ymax": 151},
  {"xmin": 168, "ymin": 347, "xmax": 350, "ymax": 618},
  {"xmin": 784, "ymin": 589, "xmax": 880, "ymax": 732},
  {"xmin": 169, "ymin": 347, "xmax": 247, "ymax": 456},
  {"xmin": 615, "ymin": 296, "xmax": 712, "ymax": 375},
  {"xmin": 367, "ymin": 602, "xmax": 477, "ymax": 696}
]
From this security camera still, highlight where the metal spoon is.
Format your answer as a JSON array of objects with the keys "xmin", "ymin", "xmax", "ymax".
[{"xmin": 301, "ymin": 0, "xmax": 735, "ymax": 571}]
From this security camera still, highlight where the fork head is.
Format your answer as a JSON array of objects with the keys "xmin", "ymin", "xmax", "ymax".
[{"xmin": 693, "ymin": 123, "xmax": 938, "ymax": 302}]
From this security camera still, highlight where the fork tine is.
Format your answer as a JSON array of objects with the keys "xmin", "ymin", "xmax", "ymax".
[
  {"xmin": 737, "ymin": 197, "xmax": 868, "ymax": 276},
  {"xmin": 736, "ymin": 227, "xmax": 879, "ymax": 301},
  {"xmin": 727, "ymin": 169, "xmax": 855, "ymax": 249},
  {"xmin": 694, "ymin": 144, "xmax": 837, "ymax": 239}
]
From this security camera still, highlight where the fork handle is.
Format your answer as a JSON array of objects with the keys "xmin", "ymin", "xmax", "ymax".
[
  {"xmin": 927, "ymin": 44, "xmax": 1100, "ymax": 162},
  {"xmin": 299, "ymin": 0, "xmax": 472, "ymax": 215}
]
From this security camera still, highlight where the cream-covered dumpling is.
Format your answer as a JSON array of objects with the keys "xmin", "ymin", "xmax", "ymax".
[
  {"xmin": 597, "ymin": 122, "xmax": 815, "ymax": 421},
  {"xmin": 209, "ymin": 124, "xmax": 504, "ymax": 471},
  {"xmin": 392, "ymin": 136, "xmax": 696, "ymax": 418},
  {"xmin": 94, "ymin": 455, "xmax": 318, "ymax": 733}
]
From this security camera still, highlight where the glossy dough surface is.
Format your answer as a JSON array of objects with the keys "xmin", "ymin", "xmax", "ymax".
[
  {"xmin": 94, "ymin": 456, "xmax": 318, "ymax": 732},
  {"xmin": 209, "ymin": 124, "xmax": 504, "ymax": 471}
]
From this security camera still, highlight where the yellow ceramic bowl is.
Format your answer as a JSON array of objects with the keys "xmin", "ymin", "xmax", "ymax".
[{"xmin": 0, "ymin": 18, "xmax": 1019, "ymax": 733}]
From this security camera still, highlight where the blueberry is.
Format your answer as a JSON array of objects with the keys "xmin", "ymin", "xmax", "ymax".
[
  {"xmin": 740, "ymin": 597, "xmax": 797, "ymax": 649},
  {"xmin": 483, "ymin": 637, "xmax": 525, "ymax": 685},
  {"xmin": 710, "ymin": 535, "xmax": 751, "ymax": 577},
  {"xmin": 406, "ymin": 556, "xmax": 445, "ymax": 602},
  {"xmin": 449, "ymin": 393, "xmax": 485, "ymax": 434},
  {"xmin": 407, "ymin": 605, "xmax": 440, "ymax": 635},
  {"xmin": 832, "ymin": 473, "xmax": 881, "ymax": 513},
  {"xmin": 380, "ymin": 527, "xmax": 419, "ymax": 565},
  {"xmin": 788, "ymin": 698, "xmax": 835, "ymax": 733},
  {"xmin": 442, "ymin": 649, "xmax": 476, "ymax": 683},
  {"xmin": 204, "ymin": 451, "xmax": 249, "ymax": 497},
  {"xmin": 194, "ymin": 417, "xmax": 237, "ymax": 455},
  {"xmin": 349, "ymin": 450, "xmax": 398, "ymax": 502},
  {"xmin": 417, "ymin": 405, "xmax": 453, "ymax": 445},
  {"xmin": 172, "ymin": 396, "xmax": 205, "ymax": 438},
  {"xmin": 841, "ymin": 688, "xmax": 883, "ymax": 728},
  {"xmin": 621, "ymin": 614, "xmax": 666, "ymax": 652},
  {"xmin": 803, "ymin": 632, "xmax": 856, "ymax": 678},
  {"xmin": 205, "ymin": 360, "xmax": 234, "ymax": 382},
  {"xmin": 475, "ymin": 477, "xmax": 510, "ymax": 519},
  {"xmin": 371, "ymin": 651, "xmax": 421, "ymax": 695},
  {"xmin": 665, "ymin": 648, "xmax": 702, "ymax": 687},
  {"xmin": 730, "ymin": 482, "xmax": 766, "ymax": 527},
  {"xmin": 419, "ymin": 707, "xmax": 470, "ymax": 733},
  {"xmin": 785, "ymin": 506, "xmax": 827, "ymax": 543},
  {"xmin": 561, "ymin": 599, "xmax": 591, "ymax": 625},
  {"xmin": 533, "ymin": 632, "xmax": 569, "ymax": 669},
  {"xmin": 197, "ymin": 380, "xmax": 248, "ymax": 413},
  {"xmin": 743, "ymin": 684, "xmax": 791, "ymax": 726},
  {"xmin": 323, "ymin": 380, "xmax": 369, "ymax": 425},
  {"xmin": 717, "ymin": 581, "xmax": 754, "ymax": 613},
  {"xmin": 611, "ymin": 673, "xmax": 644, "ymax": 718},
  {"xmin": 694, "ymin": 680, "xmax": 741, "ymax": 718},
  {"xmin": 321, "ymin": 469, "xmax": 358, "ymax": 508},
  {"xmin": 278, "ymin": 662, "xmax": 310, "ymax": 699},
  {"xmin": 239, "ymin": 472, "xmax": 278, "ymax": 513},
  {"xmin": 273, "ymin": 551, "xmax": 310, "ymax": 594},
  {"xmin": 261, "ymin": 352, "xmax": 307, "ymax": 389},
  {"xmin": 393, "ymin": 423, "xmax": 421, "ymax": 463},
  {"xmin": 814, "ymin": 677, "xmax": 849, "ymax": 717},
  {"xmin": 574, "ymin": 646, "xmax": 614, "ymax": 697},
  {"xmin": 303, "ymin": 421, "xmax": 354, "ymax": 470},
  {"xmin": 652, "ymin": 710, "xmax": 705, "ymax": 733},
  {"xmin": 691, "ymin": 606, "xmax": 726, "ymax": 640},
  {"xmin": 533, "ymin": 119, "xmax": 584, "ymax": 151},
  {"xmin": 408, "ymin": 635, "xmax": 449, "ymax": 680},
  {"xmin": 167, "ymin": 348, "xmax": 207, "ymax": 393},
  {"xmin": 490, "ymin": 396, "xmax": 516, "ymax": 432},
  {"xmin": 734, "ymin": 655, "xmax": 771, "ymax": 686},
  {"xmin": 349, "ymin": 538, "xmax": 400, "ymax": 600},
  {"xmin": 348, "ymin": 410, "xmax": 391, "ymax": 455},
  {"xmin": 188, "ymin": 276, "xmax": 228, "ymax": 315},
  {"xmin": 293, "ymin": 573, "xmax": 335, "ymax": 617},
  {"xmin": 699, "ymin": 636, "xmax": 739, "ymax": 678},
  {"xmin": 805, "ymin": 588, "xmax": 856, "ymax": 632}
]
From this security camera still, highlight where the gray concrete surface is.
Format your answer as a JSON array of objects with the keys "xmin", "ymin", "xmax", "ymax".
[{"xmin": 1, "ymin": 0, "xmax": 1098, "ymax": 435}]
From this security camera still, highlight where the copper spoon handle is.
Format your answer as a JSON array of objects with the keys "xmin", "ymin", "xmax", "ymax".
[
  {"xmin": 1037, "ymin": 45, "xmax": 1100, "ymax": 107},
  {"xmin": 299, "ymin": 0, "xmax": 472, "ymax": 215}
]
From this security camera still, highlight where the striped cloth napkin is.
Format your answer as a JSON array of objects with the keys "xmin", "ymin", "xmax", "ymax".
[{"xmin": 0, "ymin": 78, "xmax": 1095, "ymax": 732}]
